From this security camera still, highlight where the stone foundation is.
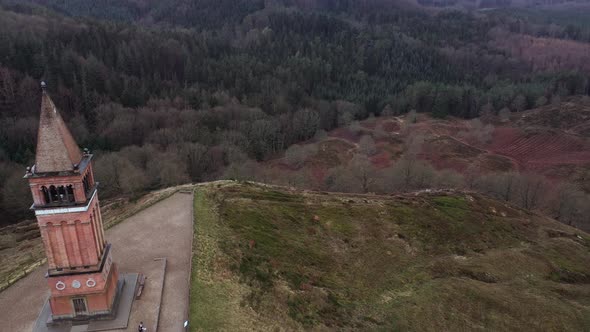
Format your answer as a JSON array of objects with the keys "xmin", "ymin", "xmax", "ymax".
[{"xmin": 44, "ymin": 246, "xmax": 119, "ymax": 321}]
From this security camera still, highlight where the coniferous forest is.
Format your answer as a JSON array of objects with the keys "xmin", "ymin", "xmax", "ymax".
[{"xmin": 1, "ymin": 0, "xmax": 589, "ymax": 224}]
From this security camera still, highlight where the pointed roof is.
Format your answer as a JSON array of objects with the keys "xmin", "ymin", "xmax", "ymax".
[{"xmin": 34, "ymin": 88, "xmax": 82, "ymax": 174}]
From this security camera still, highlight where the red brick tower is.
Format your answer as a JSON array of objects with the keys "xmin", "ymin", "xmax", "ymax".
[{"xmin": 25, "ymin": 83, "xmax": 120, "ymax": 322}]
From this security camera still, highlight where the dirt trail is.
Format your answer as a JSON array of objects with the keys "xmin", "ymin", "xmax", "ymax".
[{"xmin": 0, "ymin": 192, "xmax": 193, "ymax": 332}]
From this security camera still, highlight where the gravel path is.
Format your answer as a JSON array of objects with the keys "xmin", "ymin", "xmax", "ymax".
[{"xmin": 0, "ymin": 192, "xmax": 194, "ymax": 332}]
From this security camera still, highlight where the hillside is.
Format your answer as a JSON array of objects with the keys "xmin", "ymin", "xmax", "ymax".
[
  {"xmin": 2, "ymin": 0, "xmax": 590, "ymax": 228},
  {"xmin": 190, "ymin": 181, "xmax": 590, "ymax": 330},
  {"xmin": 264, "ymin": 97, "xmax": 590, "ymax": 191}
]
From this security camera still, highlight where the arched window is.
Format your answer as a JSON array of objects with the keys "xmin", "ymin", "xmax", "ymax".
[
  {"xmin": 83, "ymin": 175, "xmax": 90, "ymax": 195},
  {"xmin": 58, "ymin": 186, "xmax": 67, "ymax": 202},
  {"xmin": 66, "ymin": 185, "xmax": 75, "ymax": 203},
  {"xmin": 49, "ymin": 185, "xmax": 59, "ymax": 203},
  {"xmin": 41, "ymin": 186, "xmax": 50, "ymax": 204}
]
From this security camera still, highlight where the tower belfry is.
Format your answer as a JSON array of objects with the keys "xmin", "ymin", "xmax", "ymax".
[{"xmin": 25, "ymin": 82, "xmax": 120, "ymax": 322}]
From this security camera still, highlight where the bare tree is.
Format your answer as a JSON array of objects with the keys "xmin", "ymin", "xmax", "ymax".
[
  {"xmin": 292, "ymin": 108, "xmax": 320, "ymax": 140},
  {"xmin": 223, "ymin": 159, "xmax": 259, "ymax": 181},
  {"xmin": 335, "ymin": 100, "xmax": 361, "ymax": 126},
  {"xmin": 223, "ymin": 144, "xmax": 248, "ymax": 166},
  {"xmin": 0, "ymin": 148, "xmax": 7, "ymax": 162},
  {"xmin": 464, "ymin": 164, "xmax": 480, "ymax": 189},
  {"xmin": 0, "ymin": 67, "xmax": 16, "ymax": 109},
  {"xmin": 349, "ymin": 120, "xmax": 362, "ymax": 134},
  {"xmin": 359, "ymin": 135, "xmax": 377, "ymax": 156},
  {"xmin": 551, "ymin": 94, "xmax": 561, "ymax": 107},
  {"xmin": 325, "ymin": 166, "xmax": 359, "ymax": 193},
  {"xmin": 394, "ymin": 157, "xmax": 418, "ymax": 191},
  {"xmin": 120, "ymin": 145, "xmax": 158, "ymax": 169},
  {"xmin": 313, "ymin": 129, "xmax": 328, "ymax": 141},
  {"xmin": 284, "ymin": 144, "xmax": 317, "ymax": 169},
  {"xmin": 474, "ymin": 172, "xmax": 518, "ymax": 202},
  {"xmin": 468, "ymin": 119, "xmax": 494, "ymax": 144},
  {"xmin": 119, "ymin": 163, "xmax": 149, "ymax": 197},
  {"xmin": 338, "ymin": 111, "xmax": 354, "ymax": 127},
  {"xmin": 498, "ymin": 108, "xmax": 511, "ymax": 123},
  {"xmin": 552, "ymin": 183, "xmax": 585, "ymax": 225},
  {"xmin": 182, "ymin": 143, "xmax": 209, "ymax": 181},
  {"xmin": 406, "ymin": 133, "xmax": 425, "ymax": 157},
  {"xmin": 407, "ymin": 109, "xmax": 417, "ymax": 123},
  {"xmin": 349, "ymin": 154, "xmax": 376, "ymax": 193},
  {"xmin": 516, "ymin": 173, "xmax": 547, "ymax": 210},
  {"xmin": 377, "ymin": 133, "xmax": 431, "ymax": 192},
  {"xmin": 535, "ymin": 96, "xmax": 548, "ymax": 107},
  {"xmin": 324, "ymin": 154, "xmax": 377, "ymax": 193},
  {"xmin": 1, "ymin": 170, "xmax": 32, "ymax": 219},
  {"xmin": 412, "ymin": 161, "xmax": 436, "ymax": 190},
  {"xmin": 497, "ymin": 173, "xmax": 518, "ymax": 202},
  {"xmin": 284, "ymin": 169, "xmax": 315, "ymax": 189},
  {"xmin": 434, "ymin": 169, "xmax": 465, "ymax": 189},
  {"xmin": 285, "ymin": 145, "xmax": 307, "ymax": 169},
  {"xmin": 382, "ymin": 156, "xmax": 435, "ymax": 192},
  {"xmin": 146, "ymin": 151, "xmax": 190, "ymax": 187},
  {"xmin": 480, "ymin": 103, "xmax": 495, "ymax": 122},
  {"xmin": 68, "ymin": 115, "xmax": 89, "ymax": 144},
  {"xmin": 382, "ymin": 104, "xmax": 395, "ymax": 116},
  {"xmin": 94, "ymin": 153, "xmax": 150, "ymax": 197},
  {"xmin": 511, "ymin": 94, "xmax": 527, "ymax": 112}
]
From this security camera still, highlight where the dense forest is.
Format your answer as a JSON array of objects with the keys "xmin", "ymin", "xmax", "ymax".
[{"xmin": 0, "ymin": 0, "xmax": 589, "ymax": 225}]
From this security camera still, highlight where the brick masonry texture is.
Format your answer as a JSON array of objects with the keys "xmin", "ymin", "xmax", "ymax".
[{"xmin": 27, "ymin": 91, "xmax": 119, "ymax": 319}]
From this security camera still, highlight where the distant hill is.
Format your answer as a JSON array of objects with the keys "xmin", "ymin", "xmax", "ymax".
[
  {"xmin": 0, "ymin": 0, "xmax": 589, "ymax": 229},
  {"xmin": 10, "ymin": 0, "xmax": 590, "ymax": 22},
  {"xmin": 0, "ymin": 0, "xmax": 420, "ymax": 28},
  {"xmin": 246, "ymin": 97, "xmax": 590, "ymax": 231},
  {"xmin": 190, "ymin": 181, "xmax": 590, "ymax": 330}
]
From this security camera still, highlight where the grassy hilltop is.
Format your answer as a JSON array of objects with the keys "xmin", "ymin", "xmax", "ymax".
[{"xmin": 191, "ymin": 181, "xmax": 590, "ymax": 331}]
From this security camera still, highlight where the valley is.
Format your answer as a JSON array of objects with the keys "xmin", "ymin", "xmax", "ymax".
[{"xmin": 0, "ymin": 1, "xmax": 589, "ymax": 330}]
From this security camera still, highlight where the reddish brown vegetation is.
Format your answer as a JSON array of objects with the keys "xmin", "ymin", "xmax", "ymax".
[
  {"xmin": 310, "ymin": 166, "xmax": 328, "ymax": 183},
  {"xmin": 515, "ymin": 97, "xmax": 590, "ymax": 135},
  {"xmin": 381, "ymin": 120, "xmax": 401, "ymax": 133},
  {"xmin": 311, "ymin": 139, "xmax": 356, "ymax": 167},
  {"xmin": 360, "ymin": 119, "xmax": 378, "ymax": 130},
  {"xmin": 487, "ymin": 128, "xmax": 590, "ymax": 174},
  {"xmin": 329, "ymin": 127, "xmax": 363, "ymax": 143},
  {"xmin": 430, "ymin": 120, "xmax": 470, "ymax": 137},
  {"xmin": 369, "ymin": 151, "xmax": 392, "ymax": 168},
  {"xmin": 262, "ymin": 100, "xmax": 590, "ymax": 191}
]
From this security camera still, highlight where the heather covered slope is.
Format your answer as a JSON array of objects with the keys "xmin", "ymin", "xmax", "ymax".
[
  {"xmin": 266, "ymin": 97, "xmax": 590, "ymax": 191},
  {"xmin": 190, "ymin": 182, "xmax": 590, "ymax": 331}
]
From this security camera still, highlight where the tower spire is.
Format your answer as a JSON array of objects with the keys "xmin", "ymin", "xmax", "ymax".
[{"xmin": 34, "ymin": 84, "xmax": 82, "ymax": 174}]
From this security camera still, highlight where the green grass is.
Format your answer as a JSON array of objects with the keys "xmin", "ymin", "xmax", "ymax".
[
  {"xmin": 189, "ymin": 182, "xmax": 590, "ymax": 331},
  {"xmin": 189, "ymin": 189, "xmax": 235, "ymax": 330},
  {"xmin": 189, "ymin": 188, "xmax": 278, "ymax": 331}
]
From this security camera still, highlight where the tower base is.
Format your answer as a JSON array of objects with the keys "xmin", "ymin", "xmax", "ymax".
[
  {"xmin": 48, "ymin": 276, "xmax": 123, "ymax": 325},
  {"xmin": 45, "ymin": 245, "xmax": 119, "ymax": 321},
  {"xmin": 33, "ymin": 273, "xmax": 139, "ymax": 332}
]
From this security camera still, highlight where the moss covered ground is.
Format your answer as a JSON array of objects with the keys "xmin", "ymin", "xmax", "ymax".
[{"xmin": 190, "ymin": 182, "xmax": 590, "ymax": 331}]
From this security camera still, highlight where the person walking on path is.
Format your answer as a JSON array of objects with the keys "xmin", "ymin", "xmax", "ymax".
[{"xmin": 138, "ymin": 321, "xmax": 146, "ymax": 331}]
